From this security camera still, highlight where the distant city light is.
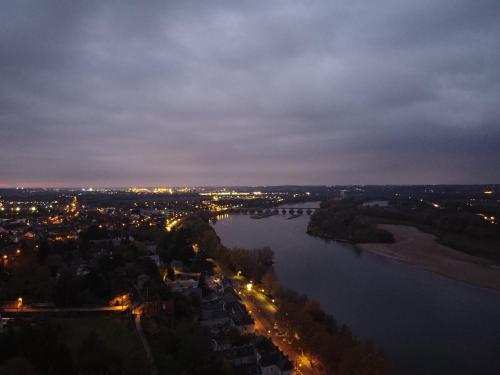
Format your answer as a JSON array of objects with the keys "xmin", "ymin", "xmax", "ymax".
[{"xmin": 192, "ymin": 243, "xmax": 200, "ymax": 253}]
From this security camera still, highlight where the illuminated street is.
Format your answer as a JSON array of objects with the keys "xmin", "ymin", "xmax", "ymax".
[
  {"xmin": 236, "ymin": 285, "xmax": 321, "ymax": 375},
  {"xmin": 209, "ymin": 258, "xmax": 318, "ymax": 374}
]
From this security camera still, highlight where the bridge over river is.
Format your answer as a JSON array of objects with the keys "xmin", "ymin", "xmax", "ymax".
[{"xmin": 228, "ymin": 207, "xmax": 319, "ymax": 215}]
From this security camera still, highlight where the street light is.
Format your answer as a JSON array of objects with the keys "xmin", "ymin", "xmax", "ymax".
[{"xmin": 17, "ymin": 297, "xmax": 23, "ymax": 311}]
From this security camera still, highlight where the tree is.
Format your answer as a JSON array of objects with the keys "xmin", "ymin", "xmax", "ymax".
[
  {"xmin": 261, "ymin": 270, "xmax": 280, "ymax": 294},
  {"xmin": 53, "ymin": 271, "xmax": 82, "ymax": 306},
  {"xmin": 200, "ymin": 230, "xmax": 219, "ymax": 254},
  {"xmin": 37, "ymin": 239, "xmax": 50, "ymax": 264}
]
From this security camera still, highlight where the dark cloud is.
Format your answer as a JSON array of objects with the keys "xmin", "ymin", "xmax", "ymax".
[{"xmin": 1, "ymin": 0, "xmax": 499, "ymax": 186}]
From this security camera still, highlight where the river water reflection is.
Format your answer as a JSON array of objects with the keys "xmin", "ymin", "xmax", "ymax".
[{"xmin": 213, "ymin": 202, "xmax": 500, "ymax": 375}]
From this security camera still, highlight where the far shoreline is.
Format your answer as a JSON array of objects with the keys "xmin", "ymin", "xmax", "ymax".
[{"xmin": 357, "ymin": 224, "xmax": 500, "ymax": 293}]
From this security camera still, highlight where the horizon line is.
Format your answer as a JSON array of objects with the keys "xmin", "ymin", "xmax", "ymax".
[{"xmin": 0, "ymin": 183, "xmax": 498, "ymax": 190}]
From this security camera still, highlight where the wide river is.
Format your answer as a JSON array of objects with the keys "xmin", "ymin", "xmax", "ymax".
[{"xmin": 213, "ymin": 202, "xmax": 500, "ymax": 375}]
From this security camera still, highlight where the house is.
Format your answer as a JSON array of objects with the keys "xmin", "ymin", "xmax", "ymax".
[
  {"xmin": 167, "ymin": 276, "xmax": 202, "ymax": 298},
  {"xmin": 227, "ymin": 300, "xmax": 255, "ymax": 334},
  {"xmin": 255, "ymin": 336, "xmax": 294, "ymax": 375},
  {"xmin": 222, "ymin": 345, "xmax": 257, "ymax": 366},
  {"xmin": 218, "ymin": 288, "xmax": 255, "ymax": 334},
  {"xmin": 259, "ymin": 352, "xmax": 294, "ymax": 375},
  {"xmin": 222, "ymin": 287, "xmax": 241, "ymax": 304},
  {"xmin": 199, "ymin": 300, "xmax": 231, "ymax": 329},
  {"xmin": 205, "ymin": 275, "xmax": 225, "ymax": 294}
]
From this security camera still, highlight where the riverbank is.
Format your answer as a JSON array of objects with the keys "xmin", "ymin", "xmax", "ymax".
[
  {"xmin": 358, "ymin": 224, "xmax": 500, "ymax": 292},
  {"xmin": 214, "ymin": 209, "xmax": 500, "ymax": 375}
]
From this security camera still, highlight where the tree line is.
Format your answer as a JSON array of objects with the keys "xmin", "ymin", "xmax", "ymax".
[
  {"xmin": 275, "ymin": 288, "xmax": 396, "ymax": 375},
  {"xmin": 307, "ymin": 201, "xmax": 395, "ymax": 243},
  {"xmin": 180, "ymin": 213, "xmax": 397, "ymax": 374}
]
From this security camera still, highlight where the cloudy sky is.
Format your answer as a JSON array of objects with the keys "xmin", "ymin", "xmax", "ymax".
[{"xmin": 1, "ymin": 0, "xmax": 499, "ymax": 187}]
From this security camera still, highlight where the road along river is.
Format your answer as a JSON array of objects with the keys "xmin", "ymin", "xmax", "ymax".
[{"xmin": 212, "ymin": 202, "xmax": 500, "ymax": 375}]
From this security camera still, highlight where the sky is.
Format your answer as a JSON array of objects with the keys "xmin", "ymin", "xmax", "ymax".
[{"xmin": 1, "ymin": 0, "xmax": 499, "ymax": 187}]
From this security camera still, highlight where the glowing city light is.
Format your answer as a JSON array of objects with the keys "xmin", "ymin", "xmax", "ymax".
[{"xmin": 246, "ymin": 282, "xmax": 253, "ymax": 291}]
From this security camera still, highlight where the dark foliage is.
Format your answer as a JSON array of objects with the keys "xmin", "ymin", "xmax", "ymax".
[
  {"xmin": 276, "ymin": 289, "xmax": 396, "ymax": 375},
  {"xmin": 308, "ymin": 202, "xmax": 395, "ymax": 243}
]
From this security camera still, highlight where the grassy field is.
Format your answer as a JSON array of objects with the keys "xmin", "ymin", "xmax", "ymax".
[{"xmin": 56, "ymin": 315, "xmax": 149, "ymax": 374}]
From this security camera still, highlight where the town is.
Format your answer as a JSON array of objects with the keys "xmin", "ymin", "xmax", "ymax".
[
  {"xmin": 1, "ymin": 184, "xmax": 499, "ymax": 375},
  {"xmin": 0, "ymin": 187, "xmax": 328, "ymax": 375}
]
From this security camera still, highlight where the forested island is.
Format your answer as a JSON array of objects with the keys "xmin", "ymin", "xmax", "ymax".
[
  {"xmin": 307, "ymin": 200, "xmax": 395, "ymax": 243},
  {"xmin": 306, "ymin": 196, "xmax": 500, "ymax": 291},
  {"xmin": 308, "ymin": 197, "xmax": 500, "ymax": 262}
]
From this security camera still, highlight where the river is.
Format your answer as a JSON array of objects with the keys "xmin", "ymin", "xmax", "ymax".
[{"xmin": 212, "ymin": 202, "xmax": 500, "ymax": 375}]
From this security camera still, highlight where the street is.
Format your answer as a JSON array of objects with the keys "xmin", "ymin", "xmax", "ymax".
[
  {"xmin": 209, "ymin": 258, "xmax": 321, "ymax": 375},
  {"xmin": 236, "ymin": 285, "xmax": 320, "ymax": 375}
]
